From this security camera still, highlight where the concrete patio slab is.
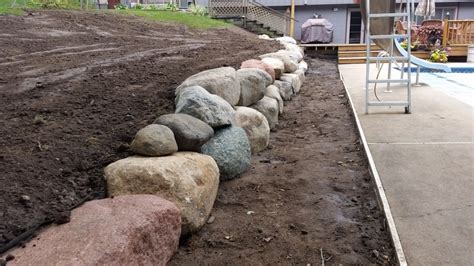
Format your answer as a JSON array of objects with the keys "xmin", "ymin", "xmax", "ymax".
[{"xmin": 339, "ymin": 64, "xmax": 474, "ymax": 265}]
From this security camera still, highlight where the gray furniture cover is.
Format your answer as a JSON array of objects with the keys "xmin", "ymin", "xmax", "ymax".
[{"xmin": 301, "ymin": 19, "xmax": 334, "ymax": 44}]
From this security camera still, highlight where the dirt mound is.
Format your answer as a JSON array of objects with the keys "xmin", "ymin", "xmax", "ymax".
[{"xmin": 0, "ymin": 10, "xmax": 279, "ymax": 251}]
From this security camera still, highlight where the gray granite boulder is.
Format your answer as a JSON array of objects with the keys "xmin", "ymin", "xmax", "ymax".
[
  {"xmin": 175, "ymin": 85, "xmax": 235, "ymax": 128},
  {"xmin": 176, "ymin": 67, "xmax": 240, "ymax": 106},
  {"xmin": 265, "ymin": 85, "xmax": 284, "ymax": 114},
  {"xmin": 130, "ymin": 124, "xmax": 178, "ymax": 156},
  {"xmin": 233, "ymin": 107, "xmax": 270, "ymax": 153},
  {"xmin": 154, "ymin": 113, "xmax": 214, "ymax": 151},
  {"xmin": 273, "ymin": 80, "xmax": 293, "ymax": 101},
  {"xmin": 280, "ymin": 73, "xmax": 302, "ymax": 94},
  {"xmin": 236, "ymin": 68, "xmax": 272, "ymax": 106},
  {"xmin": 200, "ymin": 126, "xmax": 251, "ymax": 180},
  {"xmin": 250, "ymin": 96, "xmax": 279, "ymax": 130}
]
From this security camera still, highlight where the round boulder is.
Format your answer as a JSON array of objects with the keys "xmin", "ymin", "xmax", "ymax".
[
  {"xmin": 176, "ymin": 67, "xmax": 240, "ymax": 106},
  {"xmin": 200, "ymin": 126, "xmax": 251, "ymax": 180},
  {"xmin": 250, "ymin": 96, "xmax": 279, "ymax": 130},
  {"xmin": 154, "ymin": 113, "xmax": 214, "ymax": 151},
  {"xmin": 259, "ymin": 52, "xmax": 298, "ymax": 73},
  {"xmin": 236, "ymin": 68, "xmax": 272, "ymax": 107},
  {"xmin": 232, "ymin": 107, "xmax": 270, "ymax": 153},
  {"xmin": 241, "ymin": 59, "xmax": 276, "ymax": 82},
  {"xmin": 265, "ymin": 85, "xmax": 284, "ymax": 114},
  {"xmin": 276, "ymin": 36, "xmax": 297, "ymax": 45},
  {"xmin": 130, "ymin": 124, "xmax": 178, "ymax": 156},
  {"xmin": 261, "ymin": 57, "xmax": 284, "ymax": 79},
  {"xmin": 175, "ymin": 85, "xmax": 235, "ymax": 128},
  {"xmin": 280, "ymin": 73, "xmax": 302, "ymax": 94},
  {"xmin": 298, "ymin": 60, "xmax": 308, "ymax": 73},
  {"xmin": 273, "ymin": 80, "xmax": 293, "ymax": 101},
  {"xmin": 105, "ymin": 152, "xmax": 219, "ymax": 236}
]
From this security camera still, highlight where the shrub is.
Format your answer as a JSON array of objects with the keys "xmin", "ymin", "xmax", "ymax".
[
  {"xmin": 115, "ymin": 3, "xmax": 127, "ymax": 9},
  {"xmin": 429, "ymin": 48, "xmax": 449, "ymax": 63},
  {"xmin": 418, "ymin": 25, "xmax": 443, "ymax": 46},
  {"xmin": 165, "ymin": 2, "xmax": 177, "ymax": 11},
  {"xmin": 188, "ymin": 4, "xmax": 207, "ymax": 16}
]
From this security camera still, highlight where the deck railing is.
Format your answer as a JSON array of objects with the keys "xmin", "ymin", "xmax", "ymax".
[
  {"xmin": 208, "ymin": 0, "xmax": 292, "ymax": 35},
  {"xmin": 442, "ymin": 19, "xmax": 474, "ymax": 46}
]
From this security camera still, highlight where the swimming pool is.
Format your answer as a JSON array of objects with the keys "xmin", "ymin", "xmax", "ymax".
[{"xmin": 397, "ymin": 65, "xmax": 473, "ymax": 106}]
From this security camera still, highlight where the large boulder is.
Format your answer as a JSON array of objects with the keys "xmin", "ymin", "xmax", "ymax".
[
  {"xmin": 236, "ymin": 68, "xmax": 272, "ymax": 107},
  {"xmin": 283, "ymin": 43, "xmax": 304, "ymax": 62},
  {"xmin": 276, "ymin": 36, "xmax": 297, "ymax": 45},
  {"xmin": 265, "ymin": 85, "xmax": 284, "ymax": 114},
  {"xmin": 176, "ymin": 67, "xmax": 240, "ymax": 106},
  {"xmin": 280, "ymin": 73, "xmax": 302, "ymax": 94},
  {"xmin": 232, "ymin": 107, "xmax": 270, "ymax": 153},
  {"xmin": 175, "ymin": 85, "xmax": 235, "ymax": 128},
  {"xmin": 10, "ymin": 195, "xmax": 181, "ymax": 266},
  {"xmin": 261, "ymin": 57, "xmax": 284, "ymax": 79},
  {"xmin": 241, "ymin": 59, "xmax": 276, "ymax": 82},
  {"xmin": 273, "ymin": 80, "xmax": 293, "ymax": 101},
  {"xmin": 154, "ymin": 114, "xmax": 213, "ymax": 152},
  {"xmin": 259, "ymin": 52, "xmax": 298, "ymax": 73},
  {"xmin": 250, "ymin": 96, "xmax": 279, "ymax": 130},
  {"xmin": 130, "ymin": 124, "xmax": 178, "ymax": 156},
  {"xmin": 200, "ymin": 126, "xmax": 251, "ymax": 180},
  {"xmin": 105, "ymin": 152, "xmax": 219, "ymax": 235},
  {"xmin": 276, "ymin": 49, "xmax": 301, "ymax": 65},
  {"xmin": 294, "ymin": 69, "xmax": 306, "ymax": 83},
  {"xmin": 298, "ymin": 60, "xmax": 308, "ymax": 73}
]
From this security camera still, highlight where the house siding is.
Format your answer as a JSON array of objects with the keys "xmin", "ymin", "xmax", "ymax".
[{"xmin": 458, "ymin": 2, "xmax": 474, "ymax": 19}]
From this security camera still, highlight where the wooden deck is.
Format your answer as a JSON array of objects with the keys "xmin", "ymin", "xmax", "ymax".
[{"xmin": 300, "ymin": 44, "xmax": 469, "ymax": 64}]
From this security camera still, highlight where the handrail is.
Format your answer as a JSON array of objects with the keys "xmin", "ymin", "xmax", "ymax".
[
  {"xmin": 442, "ymin": 19, "xmax": 474, "ymax": 46},
  {"xmin": 249, "ymin": 0, "xmax": 298, "ymax": 22}
]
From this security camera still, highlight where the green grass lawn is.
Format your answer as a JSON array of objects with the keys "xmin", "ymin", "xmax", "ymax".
[
  {"xmin": 0, "ymin": 0, "xmax": 24, "ymax": 15},
  {"xmin": 116, "ymin": 10, "xmax": 230, "ymax": 29}
]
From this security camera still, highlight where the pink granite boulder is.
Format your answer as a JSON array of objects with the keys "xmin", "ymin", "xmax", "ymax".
[
  {"xmin": 241, "ymin": 59, "xmax": 276, "ymax": 82},
  {"xmin": 9, "ymin": 195, "xmax": 181, "ymax": 266}
]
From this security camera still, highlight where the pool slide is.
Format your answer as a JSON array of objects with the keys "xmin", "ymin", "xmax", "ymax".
[{"xmin": 359, "ymin": 0, "xmax": 452, "ymax": 73}]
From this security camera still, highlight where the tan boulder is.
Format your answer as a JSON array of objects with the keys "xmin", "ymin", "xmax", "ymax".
[
  {"xmin": 232, "ymin": 107, "xmax": 270, "ymax": 153},
  {"xmin": 10, "ymin": 195, "xmax": 181, "ymax": 266},
  {"xmin": 104, "ymin": 152, "xmax": 219, "ymax": 235}
]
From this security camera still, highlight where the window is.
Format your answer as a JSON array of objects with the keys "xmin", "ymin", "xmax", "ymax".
[{"xmin": 414, "ymin": 6, "xmax": 458, "ymax": 24}]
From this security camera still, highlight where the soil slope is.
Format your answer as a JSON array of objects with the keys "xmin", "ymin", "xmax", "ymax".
[{"xmin": 0, "ymin": 10, "xmax": 279, "ymax": 250}]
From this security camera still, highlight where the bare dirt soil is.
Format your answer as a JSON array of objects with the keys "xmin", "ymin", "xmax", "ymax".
[
  {"xmin": 0, "ymin": 10, "xmax": 395, "ymax": 264},
  {"xmin": 0, "ymin": 10, "xmax": 279, "ymax": 251},
  {"xmin": 170, "ymin": 58, "xmax": 395, "ymax": 265}
]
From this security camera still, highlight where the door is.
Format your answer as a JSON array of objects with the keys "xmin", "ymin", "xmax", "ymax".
[{"xmin": 346, "ymin": 9, "xmax": 365, "ymax": 44}]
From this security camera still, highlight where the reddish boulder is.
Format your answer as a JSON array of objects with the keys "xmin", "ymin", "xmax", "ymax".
[
  {"xmin": 9, "ymin": 195, "xmax": 181, "ymax": 266},
  {"xmin": 241, "ymin": 59, "xmax": 276, "ymax": 81}
]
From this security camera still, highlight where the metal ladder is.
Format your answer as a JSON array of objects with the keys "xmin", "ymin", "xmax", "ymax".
[{"xmin": 365, "ymin": 0, "xmax": 413, "ymax": 114}]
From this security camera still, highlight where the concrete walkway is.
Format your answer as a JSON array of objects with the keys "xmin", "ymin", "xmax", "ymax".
[{"xmin": 339, "ymin": 64, "xmax": 474, "ymax": 265}]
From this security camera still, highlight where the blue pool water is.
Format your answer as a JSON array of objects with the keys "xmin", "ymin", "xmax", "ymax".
[{"xmin": 402, "ymin": 67, "xmax": 474, "ymax": 73}]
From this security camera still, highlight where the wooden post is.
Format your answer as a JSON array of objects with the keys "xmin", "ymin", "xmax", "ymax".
[
  {"xmin": 442, "ymin": 19, "xmax": 449, "ymax": 47},
  {"xmin": 289, "ymin": 0, "xmax": 295, "ymax": 37}
]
